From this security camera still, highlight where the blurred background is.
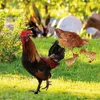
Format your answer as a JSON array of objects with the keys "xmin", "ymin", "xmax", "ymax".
[
  {"xmin": 0, "ymin": 0, "xmax": 100, "ymax": 62},
  {"xmin": 0, "ymin": 0, "xmax": 100, "ymax": 19}
]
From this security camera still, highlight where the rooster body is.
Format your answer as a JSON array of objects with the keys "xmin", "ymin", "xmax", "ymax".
[
  {"xmin": 26, "ymin": 2, "xmax": 51, "ymax": 38},
  {"xmin": 20, "ymin": 30, "xmax": 65, "ymax": 94}
]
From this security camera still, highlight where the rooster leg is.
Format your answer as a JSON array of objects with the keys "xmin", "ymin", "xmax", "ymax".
[
  {"xmin": 30, "ymin": 80, "xmax": 42, "ymax": 94},
  {"xmin": 35, "ymin": 79, "xmax": 42, "ymax": 94},
  {"xmin": 42, "ymin": 80, "xmax": 51, "ymax": 90}
]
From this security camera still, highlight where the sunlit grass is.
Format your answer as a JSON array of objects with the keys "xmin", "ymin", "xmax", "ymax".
[{"xmin": 0, "ymin": 74, "xmax": 100, "ymax": 100}]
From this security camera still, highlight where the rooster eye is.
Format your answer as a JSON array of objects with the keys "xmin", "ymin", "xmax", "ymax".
[{"xmin": 25, "ymin": 34, "xmax": 29, "ymax": 37}]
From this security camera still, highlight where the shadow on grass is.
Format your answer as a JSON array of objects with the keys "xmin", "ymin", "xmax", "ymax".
[
  {"xmin": 0, "ymin": 69, "xmax": 100, "ymax": 100},
  {"xmin": 0, "ymin": 86, "xmax": 100, "ymax": 100}
]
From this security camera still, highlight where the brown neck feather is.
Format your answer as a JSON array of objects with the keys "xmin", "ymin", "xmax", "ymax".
[{"xmin": 23, "ymin": 38, "xmax": 40, "ymax": 62}]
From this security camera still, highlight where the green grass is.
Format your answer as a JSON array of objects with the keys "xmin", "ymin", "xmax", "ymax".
[{"xmin": 0, "ymin": 37, "xmax": 100, "ymax": 100}]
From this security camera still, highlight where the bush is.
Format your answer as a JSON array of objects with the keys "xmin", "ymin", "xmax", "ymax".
[
  {"xmin": 0, "ymin": 10, "xmax": 6, "ymax": 32},
  {"xmin": 0, "ymin": 14, "xmax": 26, "ymax": 62}
]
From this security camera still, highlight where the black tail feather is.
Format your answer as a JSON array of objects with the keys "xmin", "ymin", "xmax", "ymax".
[{"xmin": 48, "ymin": 40, "xmax": 65, "ymax": 62}]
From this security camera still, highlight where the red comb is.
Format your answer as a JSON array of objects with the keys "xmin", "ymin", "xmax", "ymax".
[{"xmin": 20, "ymin": 30, "xmax": 31, "ymax": 37}]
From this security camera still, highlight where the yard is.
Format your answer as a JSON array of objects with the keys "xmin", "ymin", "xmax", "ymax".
[
  {"xmin": 0, "ymin": 1, "xmax": 100, "ymax": 100},
  {"xmin": 0, "ymin": 38, "xmax": 100, "ymax": 100}
]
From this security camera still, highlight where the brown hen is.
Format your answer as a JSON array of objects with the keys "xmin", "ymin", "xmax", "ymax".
[
  {"xmin": 80, "ymin": 49, "xmax": 96, "ymax": 63},
  {"xmin": 65, "ymin": 53, "xmax": 79, "ymax": 68},
  {"xmin": 55, "ymin": 28, "xmax": 89, "ymax": 52}
]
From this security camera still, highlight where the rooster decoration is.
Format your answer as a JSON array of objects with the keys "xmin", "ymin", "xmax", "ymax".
[
  {"xmin": 25, "ymin": 2, "xmax": 50, "ymax": 38},
  {"xmin": 20, "ymin": 30, "xmax": 65, "ymax": 94}
]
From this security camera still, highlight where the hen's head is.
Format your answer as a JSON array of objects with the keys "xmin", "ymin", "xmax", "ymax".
[
  {"xmin": 55, "ymin": 28, "xmax": 63, "ymax": 38},
  {"xmin": 82, "ymin": 39, "xmax": 89, "ymax": 45},
  {"xmin": 80, "ymin": 49, "xmax": 87, "ymax": 54}
]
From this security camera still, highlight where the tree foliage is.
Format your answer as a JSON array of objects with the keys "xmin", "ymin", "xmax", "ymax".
[
  {"xmin": 0, "ymin": 13, "xmax": 26, "ymax": 62},
  {"xmin": 0, "ymin": 0, "xmax": 100, "ymax": 20}
]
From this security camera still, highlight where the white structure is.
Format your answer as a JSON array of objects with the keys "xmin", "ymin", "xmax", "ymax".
[
  {"xmin": 57, "ymin": 16, "xmax": 82, "ymax": 33},
  {"xmin": 86, "ymin": 27, "xmax": 98, "ymax": 34}
]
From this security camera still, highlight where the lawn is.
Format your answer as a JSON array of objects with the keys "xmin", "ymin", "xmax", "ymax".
[{"xmin": 0, "ymin": 37, "xmax": 100, "ymax": 100}]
